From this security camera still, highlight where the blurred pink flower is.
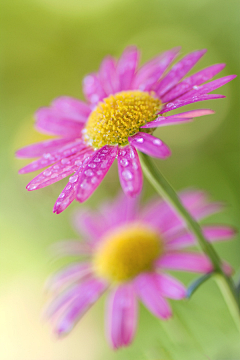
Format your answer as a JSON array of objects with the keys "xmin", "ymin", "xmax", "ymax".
[
  {"xmin": 45, "ymin": 190, "xmax": 235, "ymax": 348},
  {"xmin": 16, "ymin": 47, "xmax": 236, "ymax": 213}
]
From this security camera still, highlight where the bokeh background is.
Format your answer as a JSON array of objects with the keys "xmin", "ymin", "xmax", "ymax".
[{"xmin": 1, "ymin": 0, "xmax": 240, "ymax": 359}]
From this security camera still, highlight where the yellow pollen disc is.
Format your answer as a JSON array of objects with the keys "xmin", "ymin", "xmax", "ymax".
[
  {"xmin": 83, "ymin": 91, "xmax": 161, "ymax": 148},
  {"xmin": 92, "ymin": 223, "xmax": 163, "ymax": 283}
]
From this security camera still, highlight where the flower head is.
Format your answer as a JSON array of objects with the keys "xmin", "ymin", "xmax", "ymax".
[
  {"xmin": 16, "ymin": 47, "xmax": 236, "ymax": 213},
  {"xmin": 45, "ymin": 190, "xmax": 235, "ymax": 348}
]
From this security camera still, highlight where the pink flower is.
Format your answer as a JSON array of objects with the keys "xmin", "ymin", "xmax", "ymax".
[
  {"xmin": 45, "ymin": 190, "xmax": 235, "ymax": 348},
  {"xmin": 16, "ymin": 47, "xmax": 236, "ymax": 213}
]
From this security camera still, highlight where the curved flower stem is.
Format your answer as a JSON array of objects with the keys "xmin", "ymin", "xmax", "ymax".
[{"xmin": 139, "ymin": 152, "xmax": 240, "ymax": 324}]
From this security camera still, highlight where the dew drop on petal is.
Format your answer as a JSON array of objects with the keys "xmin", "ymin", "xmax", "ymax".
[
  {"xmin": 153, "ymin": 138, "xmax": 162, "ymax": 146},
  {"xmin": 69, "ymin": 175, "xmax": 78, "ymax": 183},
  {"xmin": 85, "ymin": 169, "xmax": 94, "ymax": 177},
  {"xmin": 66, "ymin": 185, "xmax": 71, "ymax": 190},
  {"xmin": 97, "ymin": 170, "xmax": 103, "ymax": 176},
  {"xmin": 136, "ymin": 138, "xmax": 144, "ymax": 143},
  {"xmin": 75, "ymin": 160, "xmax": 82, "ymax": 166},
  {"xmin": 91, "ymin": 176, "xmax": 98, "ymax": 184},
  {"xmin": 59, "ymin": 193, "xmax": 65, "ymax": 198},
  {"xmin": 51, "ymin": 173, "xmax": 59, "ymax": 179},
  {"xmin": 28, "ymin": 184, "xmax": 37, "ymax": 190},
  {"xmin": 122, "ymin": 170, "xmax": 133, "ymax": 180},
  {"xmin": 43, "ymin": 170, "xmax": 52, "ymax": 176},
  {"xmin": 120, "ymin": 158, "xmax": 129, "ymax": 167},
  {"xmin": 94, "ymin": 158, "xmax": 101, "ymax": 163},
  {"xmin": 88, "ymin": 163, "xmax": 96, "ymax": 168}
]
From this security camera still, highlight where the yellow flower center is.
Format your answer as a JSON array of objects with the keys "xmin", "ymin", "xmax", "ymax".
[
  {"xmin": 93, "ymin": 223, "xmax": 163, "ymax": 283},
  {"xmin": 83, "ymin": 91, "xmax": 161, "ymax": 148}
]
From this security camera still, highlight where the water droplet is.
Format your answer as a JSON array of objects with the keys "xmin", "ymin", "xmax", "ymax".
[
  {"xmin": 94, "ymin": 158, "xmax": 101, "ymax": 162},
  {"xmin": 101, "ymin": 161, "xmax": 108, "ymax": 169},
  {"xmin": 153, "ymin": 139, "xmax": 162, "ymax": 146},
  {"xmin": 85, "ymin": 169, "xmax": 94, "ymax": 177},
  {"xmin": 102, "ymin": 149, "xmax": 108, "ymax": 153},
  {"xmin": 122, "ymin": 170, "xmax": 133, "ymax": 180},
  {"xmin": 51, "ymin": 173, "xmax": 58, "ymax": 178},
  {"xmin": 126, "ymin": 183, "xmax": 133, "ymax": 192},
  {"xmin": 129, "ymin": 149, "xmax": 135, "ymax": 159},
  {"xmin": 43, "ymin": 170, "xmax": 52, "ymax": 176},
  {"xmin": 193, "ymin": 85, "xmax": 199, "ymax": 90},
  {"xmin": 53, "ymin": 165, "xmax": 60, "ymax": 170},
  {"xmin": 119, "ymin": 150, "xmax": 126, "ymax": 156},
  {"xmin": 120, "ymin": 158, "xmax": 129, "ymax": 167},
  {"xmin": 66, "ymin": 185, "xmax": 71, "ymax": 190},
  {"xmin": 61, "ymin": 158, "xmax": 70, "ymax": 165},
  {"xmin": 80, "ymin": 180, "xmax": 90, "ymax": 189},
  {"xmin": 63, "ymin": 150, "xmax": 71, "ymax": 156},
  {"xmin": 59, "ymin": 193, "xmax": 65, "ymax": 198},
  {"xmin": 97, "ymin": 170, "xmax": 103, "ymax": 176},
  {"xmin": 132, "ymin": 161, "xmax": 138, "ymax": 170},
  {"xmin": 43, "ymin": 153, "xmax": 51, "ymax": 159},
  {"xmin": 28, "ymin": 184, "xmax": 37, "ymax": 190},
  {"xmin": 88, "ymin": 163, "xmax": 96, "ymax": 168},
  {"xmin": 69, "ymin": 175, "xmax": 78, "ymax": 183},
  {"xmin": 136, "ymin": 138, "xmax": 144, "ymax": 143},
  {"xmin": 75, "ymin": 160, "xmax": 82, "ymax": 166},
  {"xmin": 91, "ymin": 176, "xmax": 98, "ymax": 184}
]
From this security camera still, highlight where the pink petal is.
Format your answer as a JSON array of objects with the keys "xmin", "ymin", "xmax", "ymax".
[
  {"xmin": 155, "ymin": 273, "xmax": 186, "ymax": 299},
  {"xmin": 35, "ymin": 108, "xmax": 84, "ymax": 137},
  {"xmin": 156, "ymin": 49, "xmax": 207, "ymax": 97},
  {"xmin": 26, "ymin": 149, "xmax": 93, "ymax": 191},
  {"xmin": 166, "ymin": 225, "xmax": 235, "ymax": 250},
  {"xmin": 51, "ymin": 96, "xmax": 91, "ymax": 122},
  {"xmin": 179, "ymin": 75, "xmax": 237, "ymax": 100},
  {"xmin": 140, "ymin": 189, "xmax": 215, "ymax": 234},
  {"xmin": 142, "ymin": 108, "xmax": 215, "ymax": 129},
  {"xmin": 19, "ymin": 139, "xmax": 87, "ymax": 174},
  {"xmin": 118, "ymin": 145, "xmax": 143, "ymax": 197},
  {"xmin": 116, "ymin": 46, "xmax": 140, "ymax": 90},
  {"xmin": 46, "ymin": 262, "xmax": 92, "ymax": 293},
  {"xmin": 99, "ymin": 56, "xmax": 119, "ymax": 95},
  {"xmin": 50, "ymin": 279, "xmax": 106, "ymax": 335},
  {"xmin": 132, "ymin": 47, "xmax": 181, "ymax": 91},
  {"xmin": 129, "ymin": 133, "xmax": 171, "ymax": 159},
  {"xmin": 166, "ymin": 109, "xmax": 215, "ymax": 118},
  {"xmin": 156, "ymin": 252, "xmax": 213, "ymax": 273},
  {"xmin": 76, "ymin": 145, "xmax": 118, "ymax": 203},
  {"xmin": 107, "ymin": 284, "xmax": 137, "ymax": 349},
  {"xmin": 100, "ymin": 192, "xmax": 139, "ymax": 228},
  {"xmin": 72, "ymin": 209, "xmax": 107, "ymax": 240},
  {"xmin": 83, "ymin": 73, "xmax": 107, "ymax": 105},
  {"xmin": 134, "ymin": 273, "xmax": 172, "ymax": 319},
  {"xmin": 141, "ymin": 116, "xmax": 193, "ymax": 128},
  {"xmin": 160, "ymin": 94, "xmax": 225, "ymax": 114},
  {"xmin": 53, "ymin": 151, "xmax": 94, "ymax": 214},
  {"xmin": 53, "ymin": 181, "xmax": 78, "ymax": 214},
  {"xmin": 161, "ymin": 63, "xmax": 226, "ymax": 103},
  {"xmin": 16, "ymin": 137, "xmax": 75, "ymax": 159}
]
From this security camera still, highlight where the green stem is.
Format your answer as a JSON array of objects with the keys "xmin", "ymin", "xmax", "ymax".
[{"xmin": 139, "ymin": 152, "xmax": 240, "ymax": 323}]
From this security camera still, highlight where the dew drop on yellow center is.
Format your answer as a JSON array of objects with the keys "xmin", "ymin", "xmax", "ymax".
[
  {"xmin": 83, "ymin": 91, "xmax": 161, "ymax": 148},
  {"xmin": 92, "ymin": 223, "xmax": 163, "ymax": 283}
]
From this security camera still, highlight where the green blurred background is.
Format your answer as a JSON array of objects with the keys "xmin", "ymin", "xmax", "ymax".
[{"xmin": 1, "ymin": 0, "xmax": 240, "ymax": 359}]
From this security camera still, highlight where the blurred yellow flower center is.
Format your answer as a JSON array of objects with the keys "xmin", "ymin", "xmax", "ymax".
[
  {"xmin": 93, "ymin": 223, "xmax": 163, "ymax": 282},
  {"xmin": 83, "ymin": 91, "xmax": 161, "ymax": 148}
]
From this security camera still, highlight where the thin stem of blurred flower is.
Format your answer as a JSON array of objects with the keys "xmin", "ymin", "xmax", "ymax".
[{"xmin": 139, "ymin": 152, "xmax": 240, "ymax": 326}]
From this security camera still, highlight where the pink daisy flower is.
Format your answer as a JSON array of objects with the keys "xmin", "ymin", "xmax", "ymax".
[
  {"xmin": 45, "ymin": 190, "xmax": 235, "ymax": 348},
  {"xmin": 16, "ymin": 46, "xmax": 236, "ymax": 213}
]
